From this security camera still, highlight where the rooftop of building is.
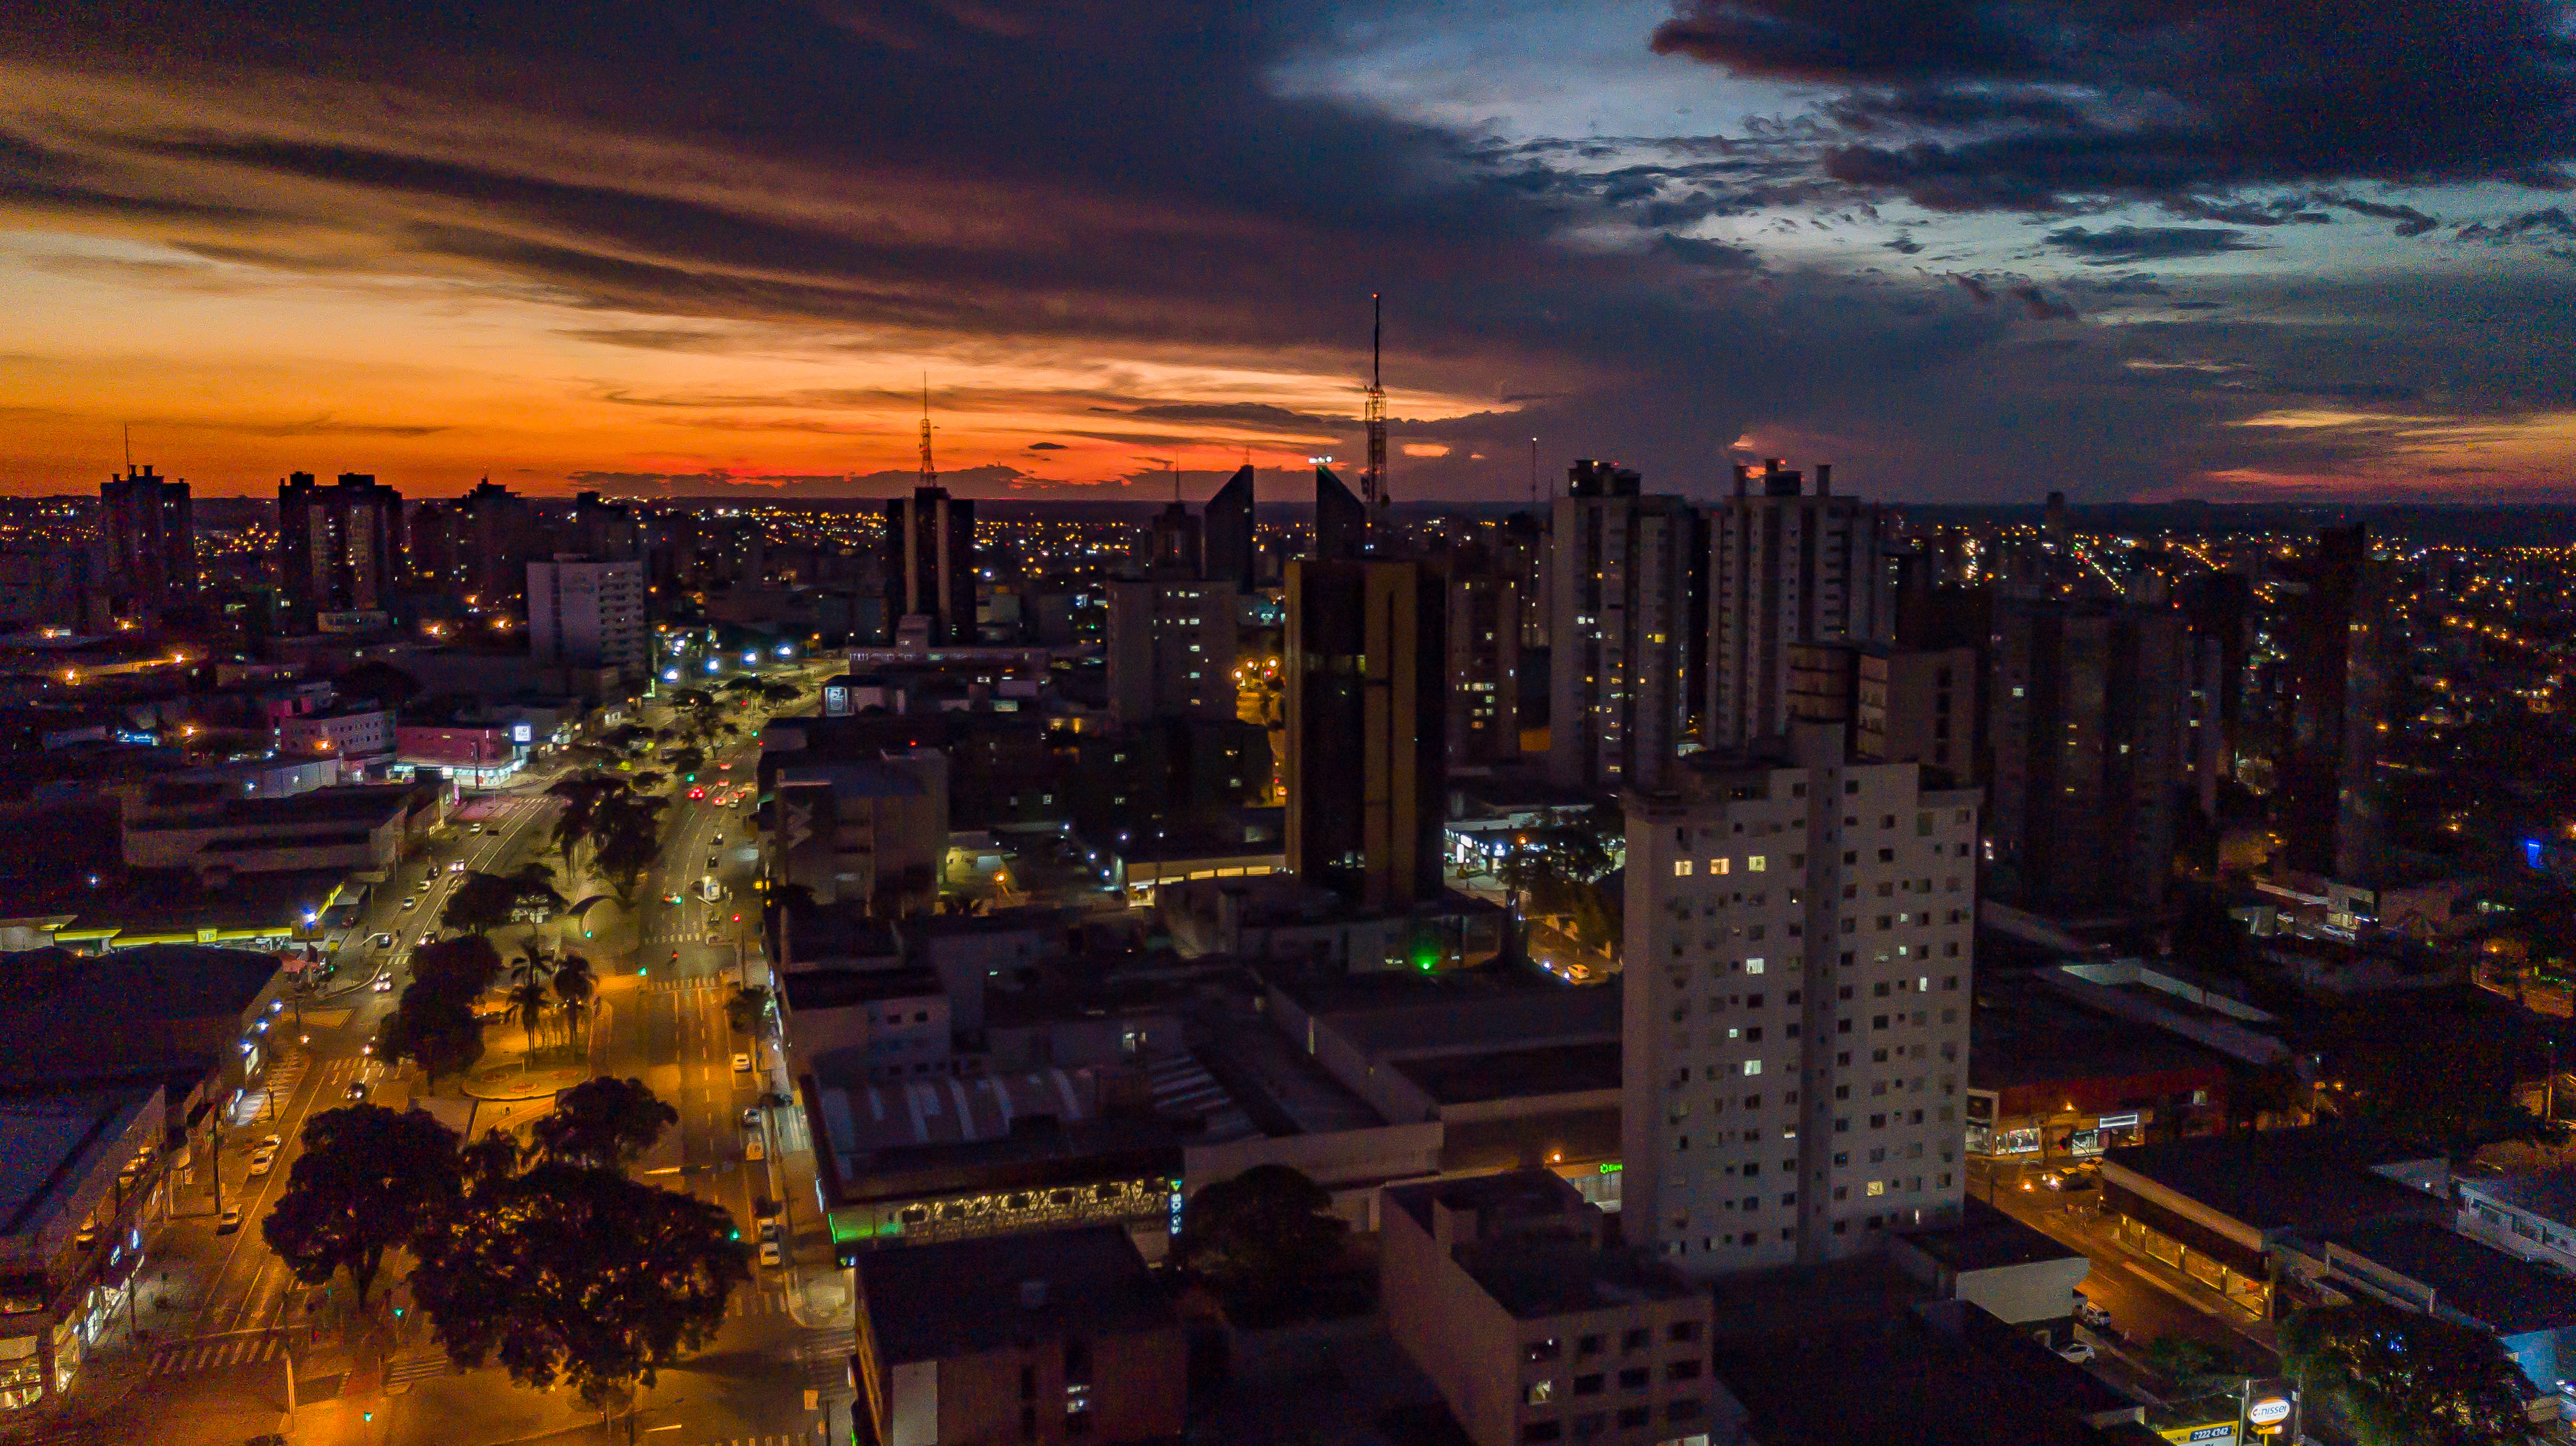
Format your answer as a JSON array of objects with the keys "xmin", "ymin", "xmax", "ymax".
[
  {"xmin": 2104, "ymin": 1126, "xmax": 2447, "ymax": 1234},
  {"xmin": 1268, "ymin": 966, "xmax": 1620, "ymax": 1060},
  {"xmin": 1900, "ymin": 1198, "xmax": 2089, "ymax": 1274},
  {"xmin": 1457, "ymin": 1237, "xmax": 1706, "ymax": 1319},
  {"xmin": 1969, "ymin": 973, "xmax": 2232, "ymax": 1091},
  {"xmin": 814, "ymin": 1107, "xmax": 1192, "ymax": 1207},
  {"xmin": 0, "ymin": 1083, "xmax": 159, "ymax": 1240},
  {"xmin": 2463, "ymin": 1166, "xmax": 2576, "ymax": 1224},
  {"xmin": 856, "ymin": 1225, "xmax": 1176, "ymax": 1365},
  {"xmin": 1387, "ymin": 1041, "xmax": 1622, "ymax": 1106},
  {"xmin": 0, "ymin": 944, "xmax": 280, "ymax": 1027},
  {"xmin": 131, "ymin": 783, "xmax": 420, "ymax": 829},
  {"xmin": 2312, "ymin": 1218, "xmax": 2576, "ymax": 1335},
  {"xmin": 780, "ymin": 967, "xmax": 945, "ymax": 1010},
  {"xmin": 1713, "ymin": 1298, "xmax": 2140, "ymax": 1446}
]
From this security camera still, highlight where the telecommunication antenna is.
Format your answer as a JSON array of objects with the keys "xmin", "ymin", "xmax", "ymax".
[
  {"xmin": 123, "ymin": 424, "xmax": 133, "ymax": 472},
  {"xmin": 1362, "ymin": 293, "xmax": 1388, "ymax": 512},
  {"xmin": 1528, "ymin": 437, "xmax": 1538, "ymax": 507},
  {"xmin": 918, "ymin": 377, "xmax": 937, "ymax": 489}
]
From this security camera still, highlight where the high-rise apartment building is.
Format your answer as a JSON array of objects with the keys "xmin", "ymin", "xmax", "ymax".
[
  {"xmin": 1784, "ymin": 642, "xmax": 1979, "ymax": 778},
  {"xmin": 1622, "ymin": 724, "xmax": 1978, "ymax": 1273},
  {"xmin": 454, "ymin": 479, "xmax": 542, "ymax": 606},
  {"xmin": 1105, "ymin": 578, "xmax": 1237, "ymax": 723},
  {"xmin": 1285, "ymin": 553, "xmax": 1446, "ymax": 910},
  {"xmin": 1985, "ymin": 594, "xmax": 2186, "ymax": 912},
  {"xmin": 1549, "ymin": 460, "xmax": 1696, "ymax": 789},
  {"xmin": 527, "ymin": 557, "xmax": 648, "ymax": 683},
  {"xmin": 2278, "ymin": 525, "xmax": 2390, "ymax": 881},
  {"xmin": 277, "ymin": 472, "xmax": 402, "ymax": 619},
  {"xmin": 98, "ymin": 464, "xmax": 194, "ymax": 618},
  {"xmin": 1706, "ymin": 460, "xmax": 1896, "ymax": 750},
  {"xmin": 1443, "ymin": 556, "xmax": 1521, "ymax": 769},
  {"xmin": 880, "ymin": 485, "xmax": 976, "ymax": 645}
]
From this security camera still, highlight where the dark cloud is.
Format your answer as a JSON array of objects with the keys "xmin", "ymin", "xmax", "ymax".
[
  {"xmin": 1026, "ymin": 441, "xmax": 1066, "ymax": 450},
  {"xmin": 1653, "ymin": 0, "xmax": 2576, "ymax": 213},
  {"xmin": 2321, "ymin": 195, "xmax": 2442, "ymax": 237},
  {"xmin": 2044, "ymin": 226, "xmax": 2267, "ymax": 265},
  {"xmin": 2006, "ymin": 283, "xmax": 2077, "ymax": 320},
  {"xmin": 1095, "ymin": 401, "xmax": 1347, "ymax": 428},
  {"xmin": 1656, "ymin": 233, "xmax": 1765, "ymax": 270},
  {"xmin": 562, "ymin": 464, "xmax": 1030, "ymax": 498}
]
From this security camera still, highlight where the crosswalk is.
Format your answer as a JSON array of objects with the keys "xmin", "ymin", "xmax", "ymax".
[
  {"xmin": 728, "ymin": 1287, "xmax": 794, "ymax": 1319},
  {"xmin": 1145, "ymin": 1050, "xmax": 1257, "ymax": 1141},
  {"xmin": 384, "ymin": 1353, "xmax": 457, "ymax": 1386},
  {"xmin": 231, "ymin": 1053, "xmax": 308, "ymax": 1125},
  {"xmin": 647, "ymin": 976, "xmax": 729, "ymax": 994},
  {"xmin": 794, "ymin": 1326, "xmax": 855, "ymax": 1388},
  {"xmin": 150, "ymin": 1331, "xmax": 291, "ymax": 1375}
]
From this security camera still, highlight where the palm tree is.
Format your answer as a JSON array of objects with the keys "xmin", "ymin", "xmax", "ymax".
[
  {"xmin": 553, "ymin": 952, "xmax": 597, "ymax": 1051},
  {"xmin": 506, "ymin": 977, "xmax": 552, "ymax": 1059}
]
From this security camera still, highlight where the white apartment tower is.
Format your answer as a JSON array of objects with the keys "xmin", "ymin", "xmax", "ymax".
[
  {"xmin": 1549, "ymin": 460, "xmax": 1696, "ymax": 789},
  {"xmin": 1622, "ymin": 723, "xmax": 1978, "ymax": 1274},
  {"xmin": 527, "ymin": 557, "xmax": 647, "ymax": 683},
  {"xmin": 1105, "ymin": 578, "xmax": 1238, "ymax": 723},
  {"xmin": 1706, "ymin": 460, "xmax": 1896, "ymax": 750}
]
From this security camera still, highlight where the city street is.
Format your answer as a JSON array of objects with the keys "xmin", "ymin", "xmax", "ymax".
[{"xmin": 15, "ymin": 675, "xmax": 855, "ymax": 1446}]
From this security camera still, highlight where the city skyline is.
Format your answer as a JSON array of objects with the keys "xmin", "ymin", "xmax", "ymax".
[{"xmin": 5, "ymin": 1, "xmax": 2574, "ymax": 502}]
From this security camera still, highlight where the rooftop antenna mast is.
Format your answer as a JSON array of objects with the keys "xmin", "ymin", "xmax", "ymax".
[
  {"xmin": 1362, "ymin": 293, "xmax": 1387, "ymax": 513},
  {"xmin": 123, "ymin": 424, "xmax": 133, "ymax": 473},
  {"xmin": 1529, "ymin": 437, "xmax": 1538, "ymax": 508},
  {"xmin": 918, "ymin": 376, "xmax": 937, "ymax": 491}
]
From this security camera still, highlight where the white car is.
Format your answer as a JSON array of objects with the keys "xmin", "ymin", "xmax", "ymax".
[
  {"xmin": 248, "ymin": 1151, "xmax": 276, "ymax": 1178},
  {"xmin": 2075, "ymin": 1300, "xmax": 2114, "ymax": 1329},
  {"xmin": 758, "ymin": 1240, "xmax": 783, "ymax": 1268},
  {"xmin": 399, "ymin": 896, "xmax": 418, "ymax": 911},
  {"xmin": 369, "ymin": 932, "xmax": 394, "ymax": 949},
  {"xmin": 373, "ymin": 974, "xmax": 396, "ymax": 994},
  {"xmin": 731, "ymin": 1053, "xmax": 752, "ymax": 1074},
  {"xmin": 449, "ymin": 860, "xmax": 465, "ymax": 873},
  {"xmin": 2055, "ymin": 1341, "xmax": 2096, "ymax": 1365}
]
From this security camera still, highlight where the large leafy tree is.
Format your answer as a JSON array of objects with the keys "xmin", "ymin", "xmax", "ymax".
[
  {"xmin": 2280, "ymin": 1300, "xmax": 2544, "ymax": 1446},
  {"xmin": 441, "ymin": 870, "xmax": 522, "ymax": 938},
  {"xmin": 529, "ymin": 1077, "xmax": 680, "ymax": 1172},
  {"xmin": 590, "ymin": 793, "xmax": 669, "ymax": 903},
  {"xmin": 723, "ymin": 985, "xmax": 771, "ymax": 1035},
  {"xmin": 260, "ymin": 1105, "xmax": 462, "ymax": 1304},
  {"xmin": 1173, "ymin": 1165, "xmax": 1348, "ymax": 1323},
  {"xmin": 375, "ymin": 984, "xmax": 486, "ymax": 1091},
  {"xmin": 410, "ymin": 1161, "xmax": 748, "ymax": 1409},
  {"xmin": 411, "ymin": 935, "xmax": 506, "ymax": 1001}
]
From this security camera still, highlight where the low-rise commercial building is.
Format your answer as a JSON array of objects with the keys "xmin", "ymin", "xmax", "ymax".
[
  {"xmin": 0, "ymin": 1085, "xmax": 169, "ymax": 1412},
  {"xmin": 2278, "ymin": 1219, "xmax": 2576, "ymax": 1407},
  {"xmin": 1381, "ymin": 1171, "xmax": 1726, "ymax": 1446},
  {"xmin": 2098, "ymin": 1127, "xmax": 2451, "ymax": 1318},
  {"xmin": 853, "ymin": 1226, "xmax": 1185, "ymax": 1446}
]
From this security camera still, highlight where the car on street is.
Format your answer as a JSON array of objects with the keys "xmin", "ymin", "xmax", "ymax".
[
  {"xmin": 419, "ymin": 931, "xmax": 436, "ymax": 946},
  {"xmin": 344, "ymin": 1082, "xmax": 368, "ymax": 1102},
  {"xmin": 664, "ymin": 891, "xmax": 684, "ymax": 904},
  {"xmin": 248, "ymin": 1151, "xmax": 276, "ymax": 1178},
  {"xmin": 369, "ymin": 932, "xmax": 394, "ymax": 948},
  {"xmin": 2075, "ymin": 1300, "xmax": 2114, "ymax": 1329},
  {"xmin": 687, "ymin": 787, "xmax": 706, "ymax": 800},
  {"xmin": 742, "ymin": 1106, "xmax": 761, "ymax": 1127},
  {"xmin": 216, "ymin": 1206, "xmax": 242, "ymax": 1234},
  {"xmin": 745, "ymin": 1135, "xmax": 766, "ymax": 1161},
  {"xmin": 2055, "ymin": 1341, "xmax": 2096, "ymax": 1365},
  {"xmin": 468, "ymin": 823, "xmax": 485, "ymax": 833},
  {"xmin": 399, "ymin": 896, "xmax": 418, "ymax": 910},
  {"xmin": 712, "ymin": 832, "xmax": 722, "ymax": 845},
  {"xmin": 717, "ymin": 761, "xmax": 731, "ymax": 771},
  {"xmin": 759, "ymin": 1219, "xmax": 783, "ymax": 1243},
  {"xmin": 256, "ymin": 1134, "xmax": 282, "ymax": 1150},
  {"xmin": 758, "ymin": 1240, "xmax": 783, "ymax": 1268},
  {"xmin": 732, "ymin": 1052, "xmax": 752, "ymax": 1073},
  {"xmin": 373, "ymin": 974, "xmax": 395, "ymax": 993},
  {"xmin": 449, "ymin": 860, "xmax": 465, "ymax": 873}
]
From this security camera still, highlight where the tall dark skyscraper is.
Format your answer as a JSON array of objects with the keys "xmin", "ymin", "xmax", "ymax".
[
  {"xmin": 2279, "ymin": 524, "xmax": 2387, "ymax": 879},
  {"xmin": 1548, "ymin": 459, "xmax": 1695, "ymax": 788},
  {"xmin": 880, "ymin": 485, "xmax": 976, "ymax": 645},
  {"xmin": 455, "ymin": 479, "xmax": 542, "ymax": 606},
  {"xmin": 1285, "ymin": 554, "xmax": 1446, "ymax": 910},
  {"xmin": 1706, "ymin": 460, "xmax": 1896, "ymax": 750},
  {"xmin": 98, "ymin": 464, "xmax": 194, "ymax": 617},
  {"xmin": 1986, "ymin": 593, "xmax": 2186, "ymax": 911},
  {"xmin": 277, "ymin": 471, "xmax": 402, "ymax": 619},
  {"xmin": 1315, "ymin": 466, "xmax": 1366, "ymax": 562},
  {"xmin": 1203, "ymin": 464, "xmax": 1256, "ymax": 590}
]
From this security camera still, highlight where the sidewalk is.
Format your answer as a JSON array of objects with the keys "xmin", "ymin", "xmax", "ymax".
[{"xmin": 768, "ymin": 1087, "xmax": 850, "ymax": 1332}]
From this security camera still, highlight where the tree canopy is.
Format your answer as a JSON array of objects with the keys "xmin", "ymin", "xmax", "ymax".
[
  {"xmin": 529, "ymin": 1076, "xmax": 680, "ymax": 1172},
  {"xmin": 1172, "ymin": 1165, "xmax": 1349, "ymax": 1324},
  {"xmin": 375, "ymin": 980, "xmax": 485, "ymax": 1090},
  {"xmin": 410, "ymin": 1161, "xmax": 748, "ymax": 1408},
  {"xmin": 2280, "ymin": 1300, "xmax": 2544, "ymax": 1446},
  {"xmin": 260, "ymin": 1105, "xmax": 462, "ymax": 1303}
]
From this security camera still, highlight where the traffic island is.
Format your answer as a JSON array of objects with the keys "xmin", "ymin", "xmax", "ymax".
[{"xmin": 459, "ymin": 1061, "xmax": 590, "ymax": 1101}]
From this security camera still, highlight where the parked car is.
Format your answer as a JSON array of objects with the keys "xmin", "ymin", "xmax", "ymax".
[
  {"xmin": 2076, "ymin": 1300, "xmax": 2114, "ymax": 1329},
  {"xmin": 217, "ymin": 1206, "xmax": 243, "ymax": 1234},
  {"xmin": 256, "ymin": 1135, "xmax": 282, "ymax": 1151},
  {"xmin": 759, "ymin": 1220, "xmax": 783, "ymax": 1243},
  {"xmin": 399, "ymin": 896, "xmax": 418, "ymax": 910},
  {"xmin": 742, "ymin": 1106, "xmax": 761, "ymax": 1128},
  {"xmin": 247, "ymin": 1152, "xmax": 276, "ymax": 1178},
  {"xmin": 2055, "ymin": 1341, "xmax": 2096, "ymax": 1365},
  {"xmin": 732, "ymin": 1053, "xmax": 752, "ymax": 1074},
  {"xmin": 758, "ymin": 1240, "xmax": 783, "ymax": 1268}
]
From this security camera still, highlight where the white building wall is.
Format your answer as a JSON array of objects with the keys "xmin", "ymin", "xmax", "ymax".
[{"xmin": 1624, "ymin": 722, "xmax": 1977, "ymax": 1275}]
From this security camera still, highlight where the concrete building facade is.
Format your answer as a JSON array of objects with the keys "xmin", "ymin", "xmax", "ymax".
[
  {"xmin": 1105, "ymin": 579, "xmax": 1237, "ymax": 724},
  {"xmin": 1622, "ymin": 723, "xmax": 1978, "ymax": 1274},
  {"xmin": 1704, "ymin": 460, "xmax": 1895, "ymax": 752},
  {"xmin": 1548, "ymin": 461, "xmax": 1695, "ymax": 789},
  {"xmin": 527, "ymin": 557, "xmax": 647, "ymax": 683}
]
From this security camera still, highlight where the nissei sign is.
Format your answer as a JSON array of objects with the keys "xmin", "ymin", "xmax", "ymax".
[{"xmin": 2247, "ymin": 1397, "xmax": 2292, "ymax": 1427}]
